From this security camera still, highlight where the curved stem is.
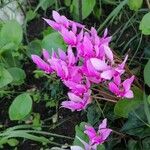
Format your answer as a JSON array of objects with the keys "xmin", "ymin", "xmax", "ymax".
[{"xmin": 92, "ymin": 96, "xmax": 117, "ymax": 103}]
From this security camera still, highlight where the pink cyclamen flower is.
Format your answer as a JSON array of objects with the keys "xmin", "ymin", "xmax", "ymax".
[
  {"xmin": 108, "ymin": 75, "xmax": 135, "ymax": 98},
  {"xmin": 31, "ymin": 11, "xmax": 135, "ymax": 112},
  {"xmin": 84, "ymin": 118, "xmax": 112, "ymax": 146},
  {"xmin": 101, "ymin": 55, "xmax": 128, "ymax": 80},
  {"xmin": 61, "ymin": 90, "xmax": 91, "ymax": 111}
]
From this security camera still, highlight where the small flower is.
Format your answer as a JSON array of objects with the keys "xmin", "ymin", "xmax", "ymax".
[
  {"xmin": 84, "ymin": 118, "xmax": 112, "ymax": 146},
  {"xmin": 108, "ymin": 75, "xmax": 135, "ymax": 98},
  {"xmin": 61, "ymin": 90, "xmax": 91, "ymax": 111},
  {"xmin": 100, "ymin": 55, "xmax": 128, "ymax": 80}
]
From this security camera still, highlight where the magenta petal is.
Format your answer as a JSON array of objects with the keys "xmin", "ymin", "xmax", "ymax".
[
  {"xmin": 92, "ymin": 135, "xmax": 102, "ymax": 145},
  {"xmin": 77, "ymin": 29, "xmax": 84, "ymax": 42},
  {"xmin": 52, "ymin": 10, "xmax": 61, "ymax": 23},
  {"xmin": 84, "ymin": 125, "xmax": 97, "ymax": 140},
  {"xmin": 72, "ymin": 22, "xmax": 77, "ymax": 34},
  {"xmin": 61, "ymin": 101, "xmax": 83, "ymax": 111},
  {"xmin": 94, "ymin": 45, "xmax": 99, "ymax": 56},
  {"xmin": 61, "ymin": 15, "xmax": 69, "ymax": 28},
  {"xmin": 100, "ymin": 128, "xmax": 112, "ymax": 142},
  {"xmin": 31, "ymin": 55, "xmax": 52, "ymax": 73},
  {"xmin": 83, "ymin": 36, "xmax": 93, "ymax": 56},
  {"xmin": 67, "ymin": 46, "xmax": 75, "ymax": 65},
  {"xmin": 42, "ymin": 49, "xmax": 50, "ymax": 60},
  {"xmin": 122, "ymin": 75, "xmax": 135, "ymax": 92},
  {"xmin": 43, "ymin": 18, "xmax": 60, "ymax": 31},
  {"xmin": 113, "ymin": 75, "xmax": 121, "ymax": 86},
  {"xmin": 68, "ymin": 92, "xmax": 82, "ymax": 102},
  {"xmin": 103, "ymin": 28, "xmax": 108, "ymax": 38},
  {"xmin": 90, "ymin": 58, "xmax": 109, "ymax": 71},
  {"xmin": 49, "ymin": 59, "xmax": 64, "ymax": 77},
  {"xmin": 58, "ymin": 48, "xmax": 66, "ymax": 60},
  {"xmin": 119, "ymin": 55, "xmax": 128, "ymax": 69},
  {"xmin": 103, "ymin": 45, "xmax": 113, "ymax": 63},
  {"xmin": 69, "ymin": 20, "xmax": 85, "ymax": 28},
  {"xmin": 101, "ymin": 70, "xmax": 113, "ymax": 80},
  {"xmin": 124, "ymin": 90, "xmax": 134, "ymax": 98},
  {"xmin": 63, "ymin": 80, "xmax": 86, "ymax": 94},
  {"xmin": 99, "ymin": 118, "xmax": 107, "ymax": 130},
  {"xmin": 90, "ymin": 27, "xmax": 97, "ymax": 37},
  {"xmin": 61, "ymin": 28, "xmax": 76, "ymax": 46},
  {"xmin": 69, "ymin": 31, "xmax": 77, "ymax": 45},
  {"xmin": 62, "ymin": 64, "xmax": 69, "ymax": 78},
  {"xmin": 108, "ymin": 82, "xmax": 120, "ymax": 95}
]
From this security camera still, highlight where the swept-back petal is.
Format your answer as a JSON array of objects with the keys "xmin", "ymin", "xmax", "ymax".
[
  {"xmin": 100, "ymin": 128, "xmax": 112, "ymax": 143},
  {"xmin": 101, "ymin": 70, "xmax": 113, "ymax": 80},
  {"xmin": 42, "ymin": 49, "xmax": 50, "ymax": 60},
  {"xmin": 124, "ymin": 90, "xmax": 134, "ymax": 98},
  {"xmin": 122, "ymin": 75, "xmax": 135, "ymax": 92},
  {"xmin": 84, "ymin": 125, "xmax": 96, "ymax": 140},
  {"xmin": 52, "ymin": 10, "xmax": 61, "ymax": 23},
  {"xmin": 31, "ymin": 55, "xmax": 52, "ymax": 73},
  {"xmin": 58, "ymin": 48, "xmax": 66, "ymax": 60},
  {"xmin": 43, "ymin": 18, "xmax": 60, "ymax": 31},
  {"xmin": 108, "ymin": 82, "xmax": 120, "ymax": 95},
  {"xmin": 68, "ymin": 92, "xmax": 82, "ymax": 102},
  {"xmin": 90, "ymin": 58, "xmax": 109, "ymax": 71},
  {"xmin": 61, "ymin": 101, "xmax": 83, "ymax": 111},
  {"xmin": 99, "ymin": 118, "xmax": 107, "ymax": 130}
]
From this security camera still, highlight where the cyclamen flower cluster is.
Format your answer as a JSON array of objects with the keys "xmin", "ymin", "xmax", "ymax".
[
  {"xmin": 71, "ymin": 119, "xmax": 112, "ymax": 150},
  {"xmin": 32, "ymin": 11, "xmax": 135, "ymax": 112}
]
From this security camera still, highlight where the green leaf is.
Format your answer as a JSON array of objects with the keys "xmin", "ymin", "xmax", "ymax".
[
  {"xmin": 71, "ymin": 0, "xmax": 96, "ymax": 20},
  {"xmin": 9, "ymin": 93, "xmax": 32, "ymax": 120},
  {"xmin": 7, "ymin": 130, "xmax": 49, "ymax": 144},
  {"xmin": 128, "ymin": 0, "xmax": 143, "ymax": 11},
  {"xmin": 0, "ymin": 66, "xmax": 13, "ymax": 88},
  {"xmin": 42, "ymin": 27, "xmax": 55, "ymax": 37},
  {"xmin": 26, "ymin": 10, "xmax": 37, "ymax": 22},
  {"xmin": 97, "ymin": 144, "xmax": 105, "ymax": 150},
  {"xmin": 64, "ymin": 0, "xmax": 71, "ymax": 6},
  {"xmin": 27, "ymin": 39, "xmax": 42, "ymax": 57},
  {"xmin": 147, "ymin": 95, "xmax": 150, "ymax": 105},
  {"xmin": 73, "ymin": 122, "xmax": 88, "ymax": 148},
  {"xmin": 0, "ymin": 20, "xmax": 23, "ymax": 48},
  {"xmin": 127, "ymin": 139, "xmax": 140, "ymax": 150},
  {"xmin": 114, "ymin": 86, "xmax": 143, "ymax": 118},
  {"xmin": 121, "ymin": 104, "xmax": 150, "ymax": 138},
  {"xmin": 42, "ymin": 32, "xmax": 66, "ymax": 52},
  {"xmin": 8, "ymin": 67, "xmax": 26, "ymax": 85},
  {"xmin": 139, "ymin": 12, "xmax": 150, "ymax": 35},
  {"xmin": 87, "ymin": 104, "xmax": 101, "ymax": 125},
  {"xmin": 102, "ymin": 0, "xmax": 117, "ymax": 5},
  {"xmin": 144, "ymin": 59, "xmax": 150, "ymax": 86},
  {"xmin": 7, "ymin": 139, "xmax": 19, "ymax": 147},
  {"xmin": 34, "ymin": 0, "xmax": 55, "ymax": 12},
  {"xmin": 40, "ymin": 0, "xmax": 55, "ymax": 10},
  {"xmin": 2, "ymin": 51, "xmax": 21, "ymax": 67},
  {"xmin": 142, "ymin": 137, "xmax": 150, "ymax": 150},
  {"xmin": 0, "ymin": 42, "xmax": 17, "ymax": 54}
]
